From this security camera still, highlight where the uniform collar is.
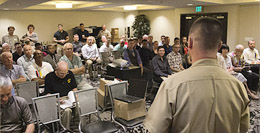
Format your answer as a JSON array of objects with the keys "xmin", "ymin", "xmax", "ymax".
[{"xmin": 191, "ymin": 58, "xmax": 219, "ymax": 68}]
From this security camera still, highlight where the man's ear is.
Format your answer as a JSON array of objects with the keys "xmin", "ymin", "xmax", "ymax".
[
  {"xmin": 188, "ymin": 36, "xmax": 193, "ymax": 49},
  {"xmin": 217, "ymin": 41, "xmax": 223, "ymax": 51}
]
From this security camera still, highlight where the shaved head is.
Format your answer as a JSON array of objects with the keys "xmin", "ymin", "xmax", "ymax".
[
  {"xmin": 189, "ymin": 17, "xmax": 222, "ymax": 51},
  {"xmin": 56, "ymin": 61, "xmax": 69, "ymax": 79},
  {"xmin": 1, "ymin": 52, "xmax": 13, "ymax": 68}
]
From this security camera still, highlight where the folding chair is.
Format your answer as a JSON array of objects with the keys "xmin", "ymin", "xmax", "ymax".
[
  {"xmin": 74, "ymin": 88, "xmax": 120, "ymax": 133},
  {"xmin": 108, "ymin": 81, "xmax": 145, "ymax": 132},
  {"xmin": 32, "ymin": 93, "xmax": 70, "ymax": 133},
  {"xmin": 112, "ymin": 51, "xmax": 122, "ymax": 60},
  {"xmin": 16, "ymin": 81, "xmax": 39, "ymax": 105}
]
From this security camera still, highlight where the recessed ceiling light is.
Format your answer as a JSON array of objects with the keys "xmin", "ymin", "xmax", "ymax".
[
  {"xmin": 3, "ymin": 8, "xmax": 9, "ymax": 10},
  {"xmin": 124, "ymin": 6, "xmax": 137, "ymax": 10},
  {"xmin": 187, "ymin": 4, "xmax": 193, "ymax": 6},
  {"xmin": 56, "ymin": 3, "xmax": 73, "ymax": 8},
  {"xmin": 99, "ymin": 6, "xmax": 104, "ymax": 8}
]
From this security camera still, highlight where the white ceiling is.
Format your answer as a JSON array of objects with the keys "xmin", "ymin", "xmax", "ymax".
[{"xmin": 0, "ymin": 0, "xmax": 259, "ymax": 11}]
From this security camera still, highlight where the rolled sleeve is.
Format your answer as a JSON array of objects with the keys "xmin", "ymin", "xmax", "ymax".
[
  {"xmin": 144, "ymin": 82, "xmax": 173, "ymax": 133},
  {"xmin": 19, "ymin": 98, "xmax": 34, "ymax": 125}
]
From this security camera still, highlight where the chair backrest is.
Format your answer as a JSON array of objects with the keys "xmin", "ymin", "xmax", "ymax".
[
  {"xmin": 32, "ymin": 93, "xmax": 61, "ymax": 125},
  {"xmin": 74, "ymin": 88, "xmax": 98, "ymax": 117},
  {"xmin": 107, "ymin": 81, "xmax": 128, "ymax": 100},
  {"xmin": 128, "ymin": 79, "xmax": 148, "ymax": 99},
  {"xmin": 101, "ymin": 52, "xmax": 110, "ymax": 67},
  {"xmin": 112, "ymin": 51, "xmax": 121, "ymax": 60},
  {"xmin": 16, "ymin": 81, "xmax": 39, "ymax": 104}
]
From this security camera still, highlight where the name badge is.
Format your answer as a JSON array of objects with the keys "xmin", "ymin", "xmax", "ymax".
[{"xmin": 74, "ymin": 65, "xmax": 78, "ymax": 68}]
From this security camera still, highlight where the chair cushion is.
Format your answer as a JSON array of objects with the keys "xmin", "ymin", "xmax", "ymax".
[
  {"xmin": 115, "ymin": 116, "xmax": 144, "ymax": 127},
  {"xmin": 82, "ymin": 121, "xmax": 119, "ymax": 133}
]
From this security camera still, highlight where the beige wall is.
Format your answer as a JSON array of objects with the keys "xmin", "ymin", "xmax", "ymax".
[
  {"xmin": 0, "ymin": 11, "xmax": 125, "ymax": 43},
  {"xmin": 0, "ymin": 4, "xmax": 259, "ymax": 50},
  {"xmin": 238, "ymin": 4, "xmax": 260, "ymax": 50}
]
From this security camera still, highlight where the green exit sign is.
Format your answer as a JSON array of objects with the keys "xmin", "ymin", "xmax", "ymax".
[{"xmin": 196, "ymin": 6, "xmax": 203, "ymax": 12}]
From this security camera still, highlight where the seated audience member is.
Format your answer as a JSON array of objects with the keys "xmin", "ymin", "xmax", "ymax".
[
  {"xmin": 44, "ymin": 61, "xmax": 77, "ymax": 130},
  {"xmin": 76, "ymin": 23, "xmax": 89, "ymax": 42},
  {"xmin": 243, "ymin": 40, "xmax": 260, "ymax": 74},
  {"xmin": 148, "ymin": 35, "xmax": 154, "ymax": 51},
  {"xmin": 0, "ymin": 43, "xmax": 11, "ymax": 64},
  {"xmin": 0, "ymin": 76, "xmax": 34, "ymax": 133},
  {"xmin": 113, "ymin": 38, "xmax": 127, "ymax": 55},
  {"xmin": 60, "ymin": 43, "xmax": 92, "ymax": 90},
  {"xmin": 173, "ymin": 37, "xmax": 180, "ymax": 45},
  {"xmin": 151, "ymin": 46, "xmax": 172, "ymax": 84},
  {"xmin": 219, "ymin": 44, "xmax": 259, "ymax": 100},
  {"xmin": 12, "ymin": 43, "xmax": 24, "ymax": 64},
  {"xmin": 27, "ymin": 50, "xmax": 53, "ymax": 85},
  {"xmin": 135, "ymin": 37, "xmax": 142, "ymax": 51},
  {"xmin": 21, "ymin": 24, "xmax": 38, "ymax": 45},
  {"xmin": 230, "ymin": 44, "xmax": 259, "ymax": 96},
  {"xmin": 138, "ymin": 39, "xmax": 153, "ymax": 67},
  {"xmin": 99, "ymin": 36, "xmax": 113, "ymax": 61},
  {"xmin": 167, "ymin": 43, "xmax": 185, "ymax": 73},
  {"xmin": 121, "ymin": 35, "xmax": 128, "ymax": 46},
  {"xmin": 82, "ymin": 37, "xmax": 102, "ymax": 78},
  {"xmin": 35, "ymin": 43, "xmax": 47, "ymax": 56},
  {"xmin": 151, "ymin": 41, "xmax": 159, "ymax": 57},
  {"xmin": 180, "ymin": 36, "xmax": 188, "ymax": 55},
  {"xmin": 0, "ymin": 52, "xmax": 26, "ymax": 86},
  {"xmin": 43, "ymin": 44, "xmax": 61, "ymax": 69},
  {"xmin": 163, "ymin": 36, "xmax": 172, "ymax": 56},
  {"xmin": 17, "ymin": 45, "xmax": 35, "ymax": 76},
  {"xmin": 72, "ymin": 34, "xmax": 83, "ymax": 54},
  {"xmin": 2, "ymin": 26, "xmax": 19, "ymax": 52},
  {"xmin": 158, "ymin": 35, "xmax": 165, "ymax": 46},
  {"xmin": 123, "ymin": 38, "xmax": 144, "ymax": 75},
  {"xmin": 2, "ymin": 43, "xmax": 11, "ymax": 53}
]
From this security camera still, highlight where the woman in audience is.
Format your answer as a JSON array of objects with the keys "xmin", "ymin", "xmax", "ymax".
[
  {"xmin": 151, "ymin": 41, "xmax": 159, "ymax": 57},
  {"xmin": 219, "ymin": 44, "xmax": 259, "ymax": 100},
  {"xmin": 21, "ymin": 24, "xmax": 38, "ymax": 45}
]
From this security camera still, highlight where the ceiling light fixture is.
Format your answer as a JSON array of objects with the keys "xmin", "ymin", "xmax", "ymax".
[
  {"xmin": 56, "ymin": 3, "xmax": 73, "ymax": 8},
  {"xmin": 124, "ymin": 6, "xmax": 137, "ymax": 10},
  {"xmin": 187, "ymin": 4, "xmax": 193, "ymax": 6}
]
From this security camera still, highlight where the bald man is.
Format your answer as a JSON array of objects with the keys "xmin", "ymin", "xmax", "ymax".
[
  {"xmin": 44, "ymin": 61, "xmax": 77, "ymax": 130},
  {"xmin": 17, "ymin": 45, "xmax": 34, "ymax": 76},
  {"xmin": 2, "ymin": 43, "xmax": 11, "ymax": 53}
]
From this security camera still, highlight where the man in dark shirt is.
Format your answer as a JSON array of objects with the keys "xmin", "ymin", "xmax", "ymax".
[
  {"xmin": 53, "ymin": 24, "xmax": 69, "ymax": 45},
  {"xmin": 138, "ymin": 39, "xmax": 152, "ymax": 67},
  {"xmin": 0, "ymin": 76, "xmax": 34, "ymax": 132},
  {"xmin": 163, "ymin": 36, "xmax": 172, "ymax": 56},
  {"xmin": 151, "ymin": 46, "xmax": 172, "ymax": 84},
  {"xmin": 123, "ymin": 38, "xmax": 143, "ymax": 75},
  {"xmin": 43, "ymin": 44, "xmax": 61, "ymax": 69},
  {"xmin": 12, "ymin": 42, "xmax": 24, "ymax": 64},
  {"xmin": 76, "ymin": 23, "xmax": 89, "ymax": 42},
  {"xmin": 44, "ymin": 61, "xmax": 77, "ymax": 130}
]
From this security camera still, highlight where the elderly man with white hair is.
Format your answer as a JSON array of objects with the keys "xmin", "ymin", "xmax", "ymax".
[
  {"xmin": 0, "ymin": 76, "xmax": 34, "ymax": 132},
  {"xmin": 82, "ymin": 36, "xmax": 102, "ymax": 79},
  {"xmin": 0, "ymin": 52, "xmax": 26, "ymax": 85},
  {"xmin": 2, "ymin": 43, "xmax": 11, "ymax": 53},
  {"xmin": 44, "ymin": 61, "xmax": 78, "ymax": 130},
  {"xmin": 60, "ymin": 43, "xmax": 92, "ymax": 90}
]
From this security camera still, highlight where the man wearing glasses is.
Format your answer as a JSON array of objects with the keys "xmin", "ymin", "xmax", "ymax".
[{"xmin": 167, "ymin": 43, "xmax": 185, "ymax": 73}]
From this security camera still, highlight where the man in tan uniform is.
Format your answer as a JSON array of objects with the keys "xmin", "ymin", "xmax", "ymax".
[{"xmin": 144, "ymin": 17, "xmax": 250, "ymax": 133}]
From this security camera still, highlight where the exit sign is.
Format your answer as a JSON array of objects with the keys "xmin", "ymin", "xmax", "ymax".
[{"xmin": 196, "ymin": 6, "xmax": 203, "ymax": 12}]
